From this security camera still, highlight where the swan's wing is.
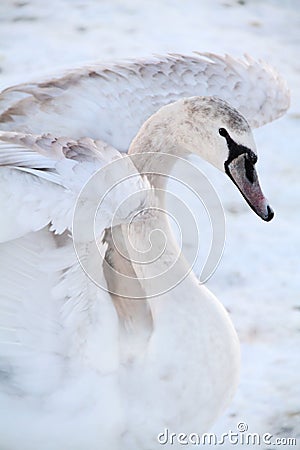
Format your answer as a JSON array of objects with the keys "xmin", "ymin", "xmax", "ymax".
[
  {"xmin": 0, "ymin": 132, "xmax": 120, "ymax": 397},
  {"xmin": 0, "ymin": 53, "xmax": 290, "ymax": 151},
  {"xmin": 0, "ymin": 131, "xmax": 149, "ymax": 402},
  {"xmin": 0, "ymin": 132, "xmax": 154, "ymax": 396}
]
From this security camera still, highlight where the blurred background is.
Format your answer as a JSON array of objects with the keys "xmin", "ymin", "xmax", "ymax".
[{"xmin": 0, "ymin": 0, "xmax": 299, "ymax": 446}]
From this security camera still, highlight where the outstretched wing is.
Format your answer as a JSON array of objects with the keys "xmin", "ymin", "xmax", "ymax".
[{"xmin": 0, "ymin": 53, "xmax": 290, "ymax": 152}]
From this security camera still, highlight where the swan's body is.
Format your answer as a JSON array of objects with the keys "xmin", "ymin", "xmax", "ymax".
[{"xmin": 0, "ymin": 54, "xmax": 289, "ymax": 450}]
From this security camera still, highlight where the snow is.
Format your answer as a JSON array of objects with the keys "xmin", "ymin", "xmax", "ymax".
[{"xmin": 0, "ymin": 0, "xmax": 299, "ymax": 447}]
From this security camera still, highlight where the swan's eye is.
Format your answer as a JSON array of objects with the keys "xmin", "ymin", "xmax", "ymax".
[
  {"xmin": 219, "ymin": 128, "xmax": 227, "ymax": 137},
  {"xmin": 249, "ymin": 152, "xmax": 258, "ymax": 165}
]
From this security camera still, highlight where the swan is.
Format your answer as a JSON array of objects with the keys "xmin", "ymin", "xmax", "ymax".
[
  {"xmin": 0, "ymin": 53, "xmax": 289, "ymax": 449},
  {"xmin": 0, "ymin": 93, "xmax": 280, "ymax": 450}
]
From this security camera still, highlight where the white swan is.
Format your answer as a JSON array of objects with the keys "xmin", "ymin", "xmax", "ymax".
[
  {"xmin": 0, "ymin": 53, "xmax": 289, "ymax": 449},
  {"xmin": 0, "ymin": 93, "xmax": 280, "ymax": 450}
]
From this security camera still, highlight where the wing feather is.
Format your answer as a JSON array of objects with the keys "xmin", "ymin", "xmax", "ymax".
[
  {"xmin": 0, "ymin": 228, "xmax": 119, "ymax": 401},
  {"xmin": 0, "ymin": 132, "xmax": 124, "ymax": 242}
]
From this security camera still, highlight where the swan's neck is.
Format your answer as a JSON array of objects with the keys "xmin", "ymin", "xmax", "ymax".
[
  {"xmin": 127, "ymin": 103, "xmax": 190, "ymax": 192},
  {"xmin": 121, "ymin": 103, "xmax": 203, "ymax": 309},
  {"xmin": 125, "ymin": 209, "xmax": 191, "ymax": 297},
  {"xmin": 129, "ymin": 144, "xmax": 181, "ymax": 193}
]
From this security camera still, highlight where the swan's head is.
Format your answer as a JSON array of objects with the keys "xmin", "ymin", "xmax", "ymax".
[{"xmin": 173, "ymin": 97, "xmax": 274, "ymax": 221}]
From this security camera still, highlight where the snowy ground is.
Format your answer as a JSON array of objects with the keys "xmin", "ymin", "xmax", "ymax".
[{"xmin": 0, "ymin": 0, "xmax": 299, "ymax": 448}]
